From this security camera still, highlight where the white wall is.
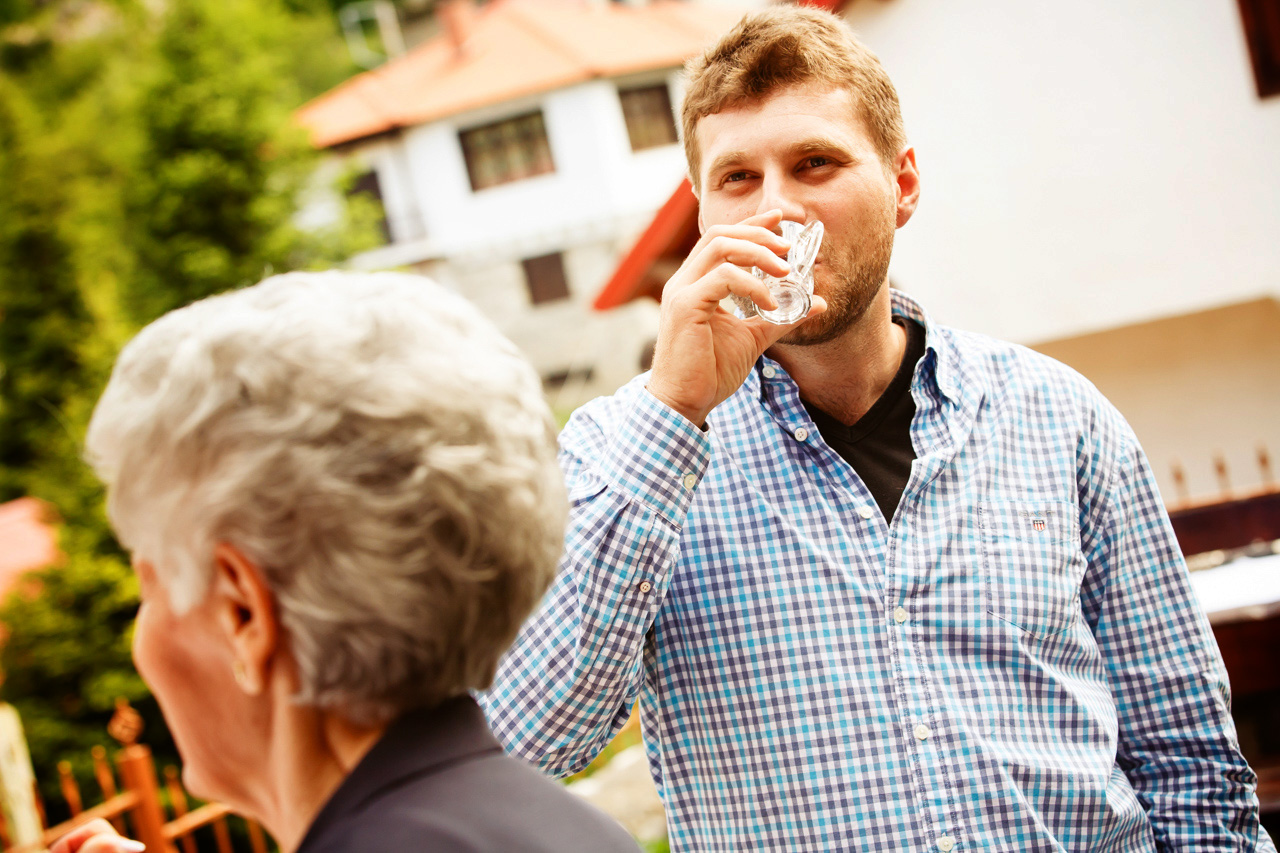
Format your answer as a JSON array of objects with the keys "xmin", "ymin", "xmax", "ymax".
[
  {"xmin": 417, "ymin": 239, "xmax": 660, "ymax": 408},
  {"xmin": 350, "ymin": 136, "xmax": 426, "ymax": 244},
  {"xmin": 395, "ymin": 74, "xmax": 687, "ymax": 258},
  {"xmin": 1033, "ymin": 298, "xmax": 1280, "ymax": 503},
  {"xmin": 334, "ymin": 72, "xmax": 685, "ymax": 403},
  {"xmin": 843, "ymin": 0, "xmax": 1280, "ymax": 344}
]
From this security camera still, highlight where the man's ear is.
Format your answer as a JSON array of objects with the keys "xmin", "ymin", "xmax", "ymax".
[
  {"xmin": 210, "ymin": 542, "xmax": 279, "ymax": 697},
  {"xmin": 893, "ymin": 145, "xmax": 921, "ymax": 228}
]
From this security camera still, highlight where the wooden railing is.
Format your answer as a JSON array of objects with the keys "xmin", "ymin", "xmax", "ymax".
[{"xmin": 0, "ymin": 702, "xmax": 270, "ymax": 853}]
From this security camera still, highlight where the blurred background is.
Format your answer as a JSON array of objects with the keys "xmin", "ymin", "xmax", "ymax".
[{"xmin": 1, "ymin": 0, "xmax": 1277, "ymax": 850}]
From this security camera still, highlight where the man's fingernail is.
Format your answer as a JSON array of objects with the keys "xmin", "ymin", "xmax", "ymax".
[{"xmin": 118, "ymin": 841, "xmax": 147, "ymax": 852}]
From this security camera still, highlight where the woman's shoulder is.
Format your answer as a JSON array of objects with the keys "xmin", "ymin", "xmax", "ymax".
[{"xmin": 304, "ymin": 749, "xmax": 640, "ymax": 852}]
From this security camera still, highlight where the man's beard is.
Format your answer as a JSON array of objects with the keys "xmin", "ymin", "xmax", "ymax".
[{"xmin": 778, "ymin": 213, "xmax": 895, "ymax": 347}]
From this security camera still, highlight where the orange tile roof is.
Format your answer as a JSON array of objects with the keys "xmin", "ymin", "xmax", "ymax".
[
  {"xmin": 296, "ymin": 0, "xmax": 747, "ymax": 149},
  {"xmin": 0, "ymin": 498, "xmax": 61, "ymax": 599},
  {"xmin": 594, "ymin": 176, "xmax": 698, "ymax": 309}
]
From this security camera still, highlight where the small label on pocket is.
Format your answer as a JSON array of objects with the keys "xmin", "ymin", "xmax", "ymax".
[{"xmin": 978, "ymin": 500, "xmax": 1085, "ymax": 639}]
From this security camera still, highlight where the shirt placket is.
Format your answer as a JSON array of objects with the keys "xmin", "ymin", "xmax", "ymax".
[
  {"xmin": 884, "ymin": 376, "xmax": 969, "ymax": 852},
  {"xmin": 884, "ymin": 520, "xmax": 964, "ymax": 852}
]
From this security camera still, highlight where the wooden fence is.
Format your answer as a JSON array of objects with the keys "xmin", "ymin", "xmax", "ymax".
[{"xmin": 0, "ymin": 701, "xmax": 270, "ymax": 853}]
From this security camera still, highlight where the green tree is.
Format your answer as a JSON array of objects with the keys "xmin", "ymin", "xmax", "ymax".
[
  {"xmin": 0, "ymin": 553, "xmax": 159, "ymax": 807},
  {"xmin": 122, "ymin": 0, "xmax": 370, "ymax": 324},
  {"xmin": 0, "ymin": 0, "xmax": 379, "ymax": 815},
  {"xmin": 0, "ymin": 77, "xmax": 102, "ymax": 524}
]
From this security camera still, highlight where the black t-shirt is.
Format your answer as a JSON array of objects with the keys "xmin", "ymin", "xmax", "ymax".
[{"xmin": 802, "ymin": 318, "xmax": 926, "ymax": 523}]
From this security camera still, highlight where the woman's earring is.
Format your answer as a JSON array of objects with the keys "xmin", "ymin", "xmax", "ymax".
[{"xmin": 233, "ymin": 659, "xmax": 251, "ymax": 691}]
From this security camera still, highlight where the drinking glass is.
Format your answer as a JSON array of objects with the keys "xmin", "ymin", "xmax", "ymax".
[
  {"xmin": 733, "ymin": 219, "xmax": 824, "ymax": 325},
  {"xmin": 752, "ymin": 217, "xmax": 824, "ymax": 324}
]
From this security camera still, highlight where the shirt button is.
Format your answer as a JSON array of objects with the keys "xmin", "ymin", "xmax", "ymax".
[
  {"xmin": 857, "ymin": 506, "xmax": 875, "ymax": 520},
  {"xmin": 938, "ymin": 835, "xmax": 955, "ymax": 852},
  {"xmin": 638, "ymin": 580, "xmax": 652, "ymax": 593},
  {"xmin": 893, "ymin": 606, "xmax": 908, "ymax": 624},
  {"xmin": 914, "ymin": 724, "xmax": 931, "ymax": 741},
  {"xmin": 762, "ymin": 365, "xmax": 777, "ymax": 378},
  {"xmin": 681, "ymin": 473, "xmax": 697, "ymax": 490},
  {"xmin": 794, "ymin": 427, "xmax": 809, "ymax": 442}
]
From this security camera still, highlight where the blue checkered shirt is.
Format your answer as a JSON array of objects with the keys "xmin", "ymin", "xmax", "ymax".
[{"xmin": 482, "ymin": 291, "xmax": 1274, "ymax": 852}]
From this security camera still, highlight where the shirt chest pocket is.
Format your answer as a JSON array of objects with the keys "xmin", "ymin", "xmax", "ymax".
[{"xmin": 977, "ymin": 499, "xmax": 1086, "ymax": 640}]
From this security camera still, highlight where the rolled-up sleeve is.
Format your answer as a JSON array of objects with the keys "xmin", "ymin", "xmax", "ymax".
[{"xmin": 1086, "ymin": 436, "xmax": 1276, "ymax": 851}]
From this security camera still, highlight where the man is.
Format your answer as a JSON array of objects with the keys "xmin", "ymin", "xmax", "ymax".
[{"xmin": 482, "ymin": 7, "xmax": 1276, "ymax": 851}]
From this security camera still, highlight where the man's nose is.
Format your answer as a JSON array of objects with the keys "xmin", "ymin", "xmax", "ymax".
[{"xmin": 756, "ymin": 176, "xmax": 806, "ymax": 227}]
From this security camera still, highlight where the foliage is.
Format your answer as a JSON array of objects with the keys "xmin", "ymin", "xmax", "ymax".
[
  {"xmin": 0, "ymin": 553, "xmax": 162, "ymax": 807},
  {"xmin": 0, "ymin": 76, "xmax": 98, "ymax": 513},
  {"xmin": 121, "ymin": 0, "xmax": 371, "ymax": 324},
  {"xmin": 0, "ymin": 0, "xmax": 379, "ymax": 815}
]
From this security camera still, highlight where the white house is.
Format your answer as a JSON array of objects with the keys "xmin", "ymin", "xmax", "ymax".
[
  {"xmin": 296, "ymin": 0, "xmax": 748, "ymax": 410},
  {"xmin": 602, "ymin": 0, "xmax": 1280, "ymax": 503}
]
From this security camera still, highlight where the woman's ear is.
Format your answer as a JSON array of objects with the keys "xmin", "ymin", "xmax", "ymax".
[{"xmin": 210, "ymin": 543, "xmax": 279, "ymax": 697}]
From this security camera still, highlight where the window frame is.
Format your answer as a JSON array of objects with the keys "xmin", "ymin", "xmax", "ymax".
[
  {"xmin": 618, "ymin": 82, "xmax": 679, "ymax": 152},
  {"xmin": 459, "ymin": 110, "xmax": 557, "ymax": 192},
  {"xmin": 521, "ymin": 252, "xmax": 571, "ymax": 306}
]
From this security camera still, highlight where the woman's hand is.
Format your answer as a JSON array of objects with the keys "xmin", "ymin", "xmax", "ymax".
[{"xmin": 50, "ymin": 818, "xmax": 147, "ymax": 853}]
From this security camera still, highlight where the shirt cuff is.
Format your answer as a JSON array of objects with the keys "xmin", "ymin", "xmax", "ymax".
[{"xmin": 594, "ymin": 386, "xmax": 713, "ymax": 528}]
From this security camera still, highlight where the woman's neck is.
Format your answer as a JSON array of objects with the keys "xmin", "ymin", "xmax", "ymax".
[{"xmin": 246, "ymin": 684, "xmax": 386, "ymax": 852}]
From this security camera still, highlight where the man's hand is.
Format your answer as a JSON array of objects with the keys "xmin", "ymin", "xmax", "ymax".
[
  {"xmin": 50, "ymin": 818, "xmax": 147, "ymax": 853},
  {"xmin": 646, "ymin": 209, "xmax": 827, "ymax": 427}
]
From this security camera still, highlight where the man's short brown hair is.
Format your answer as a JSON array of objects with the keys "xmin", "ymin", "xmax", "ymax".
[{"xmin": 681, "ymin": 5, "xmax": 907, "ymax": 189}]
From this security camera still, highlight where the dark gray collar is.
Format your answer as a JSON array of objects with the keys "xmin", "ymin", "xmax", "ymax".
[{"xmin": 297, "ymin": 695, "xmax": 502, "ymax": 851}]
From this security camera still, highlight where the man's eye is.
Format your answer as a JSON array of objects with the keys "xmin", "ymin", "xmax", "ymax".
[
  {"xmin": 801, "ymin": 156, "xmax": 831, "ymax": 169},
  {"xmin": 723, "ymin": 171, "xmax": 750, "ymax": 183}
]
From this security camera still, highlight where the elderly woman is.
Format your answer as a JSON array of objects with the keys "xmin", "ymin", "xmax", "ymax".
[{"xmin": 54, "ymin": 272, "xmax": 638, "ymax": 853}]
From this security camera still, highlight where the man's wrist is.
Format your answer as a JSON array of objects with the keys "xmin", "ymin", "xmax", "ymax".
[{"xmin": 644, "ymin": 382, "xmax": 709, "ymax": 429}]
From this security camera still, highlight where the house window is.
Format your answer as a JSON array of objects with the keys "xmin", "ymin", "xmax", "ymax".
[
  {"xmin": 347, "ymin": 169, "xmax": 391, "ymax": 243},
  {"xmin": 1238, "ymin": 0, "xmax": 1280, "ymax": 97},
  {"xmin": 459, "ymin": 111, "xmax": 555, "ymax": 191},
  {"xmin": 619, "ymin": 83, "xmax": 678, "ymax": 152},
  {"xmin": 522, "ymin": 253, "xmax": 570, "ymax": 305}
]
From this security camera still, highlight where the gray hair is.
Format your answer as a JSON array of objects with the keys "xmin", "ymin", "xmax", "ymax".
[{"xmin": 87, "ymin": 271, "xmax": 566, "ymax": 724}]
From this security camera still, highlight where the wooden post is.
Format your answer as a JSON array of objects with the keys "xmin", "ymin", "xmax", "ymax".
[
  {"xmin": 106, "ymin": 697, "xmax": 175, "ymax": 853},
  {"xmin": 91, "ymin": 746, "xmax": 126, "ymax": 835},
  {"xmin": 1171, "ymin": 461, "xmax": 1191, "ymax": 507},
  {"xmin": 247, "ymin": 819, "xmax": 268, "ymax": 853},
  {"xmin": 212, "ymin": 816, "xmax": 233, "ymax": 853},
  {"xmin": 57, "ymin": 762, "xmax": 83, "ymax": 817},
  {"xmin": 115, "ymin": 745, "xmax": 174, "ymax": 853},
  {"xmin": 1214, "ymin": 453, "xmax": 1232, "ymax": 498},
  {"xmin": 163, "ymin": 766, "xmax": 197, "ymax": 853}
]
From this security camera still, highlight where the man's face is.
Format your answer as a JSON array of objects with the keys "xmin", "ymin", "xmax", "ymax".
[{"xmin": 695, "ymin": 83, "xmax": 917, "ymax": 345}]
